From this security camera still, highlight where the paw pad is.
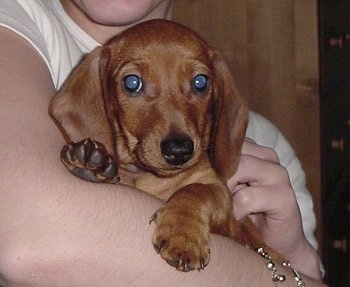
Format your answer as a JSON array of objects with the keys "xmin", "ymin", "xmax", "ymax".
[{"xmin": 61, "ymin": 138, "xmax": 120, "ymax": 184}]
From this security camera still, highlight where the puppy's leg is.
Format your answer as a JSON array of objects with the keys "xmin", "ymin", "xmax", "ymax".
[
  {"xmin": 61, "ymin": 138, "xmax": 119, "ymax": 184},
  {"xmin": 150, "ymin": 183, "xmax": 231, "ymax": 272}
]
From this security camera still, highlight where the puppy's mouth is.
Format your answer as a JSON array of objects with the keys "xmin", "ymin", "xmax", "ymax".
[{"xmin": 134, "ymin": 133, "xmax": 200, "ymax": 176}]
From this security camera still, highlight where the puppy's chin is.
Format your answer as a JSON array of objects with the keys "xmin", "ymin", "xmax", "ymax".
[{"xmin": 134, "ymin": 152, "xmax": 201, "ymax": 178}]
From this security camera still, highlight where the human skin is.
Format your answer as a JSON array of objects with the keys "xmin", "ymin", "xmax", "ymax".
[
  {"xmin": 0, "ymin": 1, "xmax": 326, "ymax": 285},
  {"xmin": 61, "ymin": 0, "xmax": 175, "ymax": 43}
]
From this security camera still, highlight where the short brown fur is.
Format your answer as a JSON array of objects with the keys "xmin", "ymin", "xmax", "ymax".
[{"xmin": 49, "ymin": 19, "xmax": 280, "ymax": 271}]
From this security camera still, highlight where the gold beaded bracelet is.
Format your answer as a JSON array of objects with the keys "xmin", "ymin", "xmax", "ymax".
[
  {"xmin": 256, "ymin": 247, "xmax": 306, "ymax": 287},
  {"xmin": 282, "ymin": 261, "xmax": 306, "ymax": 287}
]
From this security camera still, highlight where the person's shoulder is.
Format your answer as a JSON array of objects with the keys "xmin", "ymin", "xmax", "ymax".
[
  {"xmin": 0, "ymin": 0, "xmax": 60, "ymax": 56},
  {"xmin": 0, "ymin": 0, "xmax": 54, "ymax": 25},
  {"xmin": 0, "ymin": 0, "xmax": 96, "ymax": 89},
  {"xmin": 5, "ymin": 0, "xmax": 68, "ymax": 43}
]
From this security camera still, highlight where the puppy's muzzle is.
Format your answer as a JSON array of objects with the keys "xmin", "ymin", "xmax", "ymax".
[{"xmin": 161, "ymin": 135, "xmax": 194, "ymax": 166}]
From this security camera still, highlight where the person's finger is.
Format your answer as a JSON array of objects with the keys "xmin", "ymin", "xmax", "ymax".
[
  {"xmin": 241, "ymin": 139, "xmax": 280, "ymax": 164},
  {"xmin": 227, "ymin": 154, "xmax": 289, "ymax": 191},
  {"xmin": 232, "ymin": 184, "xmax": 295, "ymax": 221}
]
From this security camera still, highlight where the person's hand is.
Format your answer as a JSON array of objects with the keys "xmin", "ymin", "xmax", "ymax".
[{"xmin": 227, "ymin": 139, "xmax": 322, "ymax": 280}]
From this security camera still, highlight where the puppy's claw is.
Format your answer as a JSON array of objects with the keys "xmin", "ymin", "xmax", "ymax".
[
  {"xmin": 166, "ymin": 257, "xmax": 180, "ymax": 268},
  {"xmin": 165, "ymin": 256, "xmax": 195, "ymax": 272},
  {"xmin": 179, "ymin": 258, "xmax": 195, "ymax": 272},
  {"xmin": 149, "ymin": 212, "xmax": 158, "ymax": 225},
  {"xmin": 152, "ymin": 239, "xmax": 169, "ymax": 254},
  {"xmin": 199, "ymin": 257, "xmax": 209, "ymax": 270}
]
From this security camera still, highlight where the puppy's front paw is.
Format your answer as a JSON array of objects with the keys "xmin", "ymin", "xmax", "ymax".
[
  {"xmin": 150, "ymin": 209, "xmax": 210, "ymax": 272},
  {"xmin": 61, "ymin": 138, "xmax": 119, "ymax": 183}
]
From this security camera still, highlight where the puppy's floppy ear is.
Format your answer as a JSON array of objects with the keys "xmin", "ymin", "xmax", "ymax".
[
  {"xmin": 209, "ymin": 52, "xmax": 248, "ymax": 179},
  {"xmin": 49, "ymin": 47, "xmax": 115, "ymax": 154}
]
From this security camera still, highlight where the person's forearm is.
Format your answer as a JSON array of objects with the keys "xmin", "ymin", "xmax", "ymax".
[{"xmin": 0, "ymin": 202, "xmax": 327, "ymax": 287}]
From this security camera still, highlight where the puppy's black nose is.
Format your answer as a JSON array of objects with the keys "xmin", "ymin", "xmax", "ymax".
[{"xmin": 160, "ymin": 135, "xmax": 194, "ymax": 166}]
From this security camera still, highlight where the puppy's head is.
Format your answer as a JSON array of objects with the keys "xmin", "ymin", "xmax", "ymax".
[{"xmin": 50, "ymin": 19, "xmax": 248, "ymax": 179}]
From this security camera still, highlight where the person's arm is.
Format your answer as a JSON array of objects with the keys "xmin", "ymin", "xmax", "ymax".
[{"xmin": 0, "ymin": 27, "xmax": 327, "ymax": 287}]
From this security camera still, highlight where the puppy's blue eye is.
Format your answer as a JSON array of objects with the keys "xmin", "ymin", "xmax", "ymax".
[
  {"xmin": 123, "ymin": 74, "xmax": 143, "ymax": 93},
  {"xmin": 192, "ymin": 74, "xmax": 208, "ymax": 92}
]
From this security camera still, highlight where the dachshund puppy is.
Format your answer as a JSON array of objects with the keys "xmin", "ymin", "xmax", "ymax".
[{"xmin": 49, "ymin": 19, "xmax": 279, "ymax": 271}]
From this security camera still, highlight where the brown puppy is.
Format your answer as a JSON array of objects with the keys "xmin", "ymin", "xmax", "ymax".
[{"xmin": 49, "ymin": 19, "xmax": 279, "ymax": 272}]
